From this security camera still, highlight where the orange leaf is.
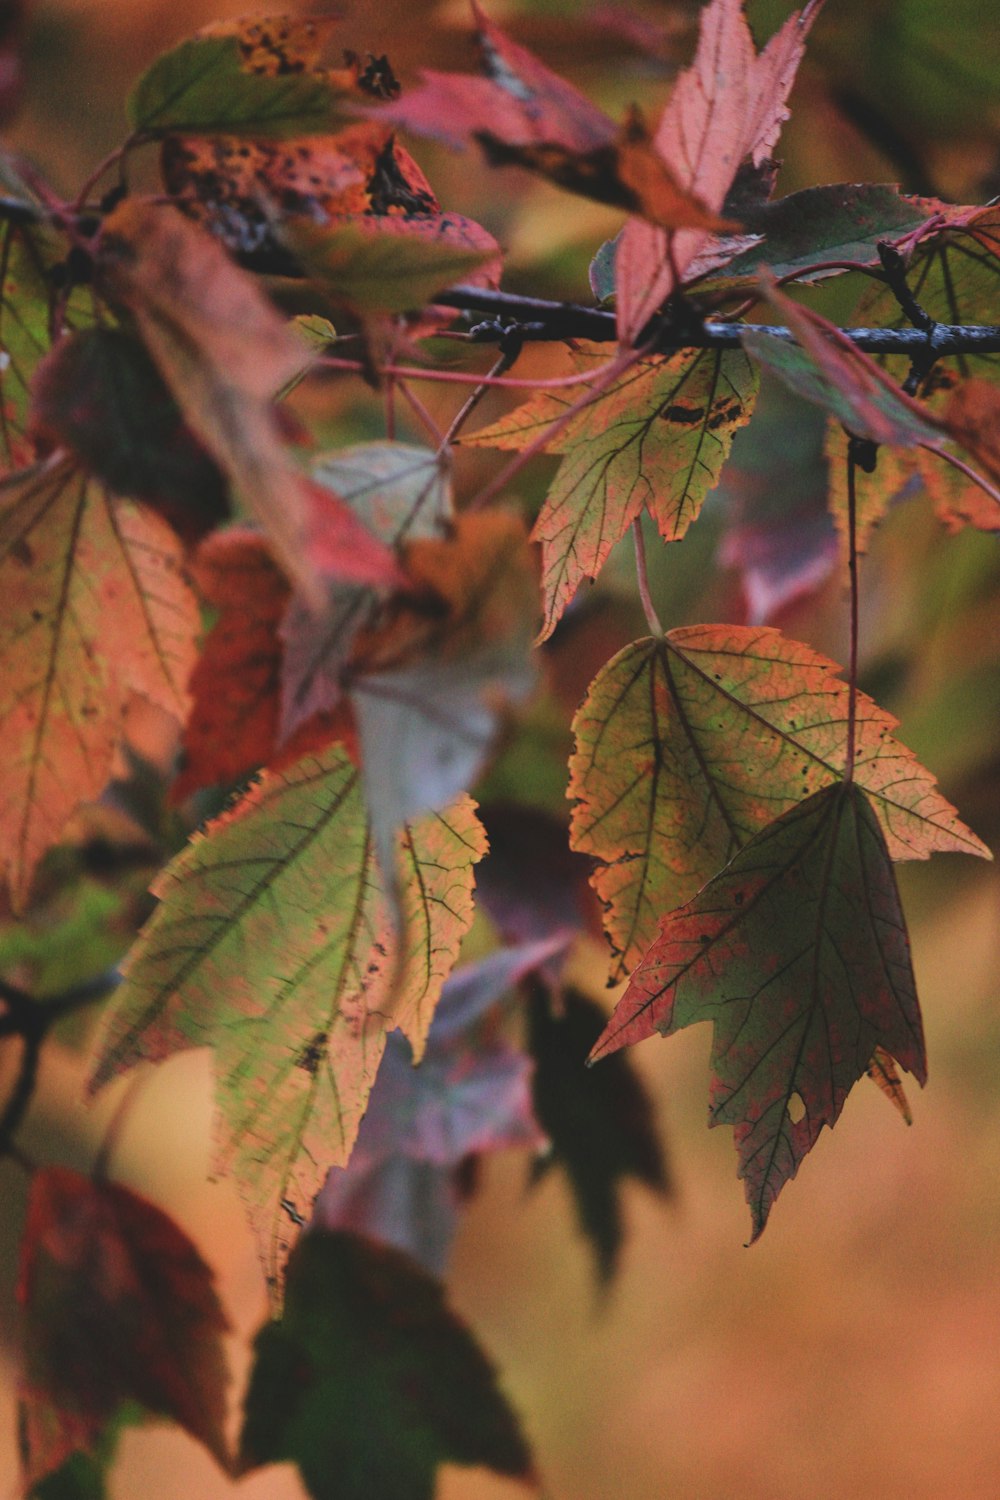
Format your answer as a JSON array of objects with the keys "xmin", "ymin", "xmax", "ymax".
[{"xmin": 18, "ymin": 1167, "xmax": 230, "ymax": 1485}]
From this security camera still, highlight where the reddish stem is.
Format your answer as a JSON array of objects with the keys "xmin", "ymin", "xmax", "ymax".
[
  {"xmin": 844, "ymin": 439, "xmax": 860, "ymax": 784},
  {"xmin": 632, "ymin": 519, "xmax": 663, "ymax": 636}
]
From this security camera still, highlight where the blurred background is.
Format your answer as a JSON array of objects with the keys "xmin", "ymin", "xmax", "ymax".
[{"xmin": 2, "ymin": 0, "xmax": 1000, "ymax": 1496}]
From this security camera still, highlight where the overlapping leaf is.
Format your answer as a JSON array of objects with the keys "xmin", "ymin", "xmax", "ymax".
[
  {"xmin": 376, "ymin": 1, "xmax": 725, "ymax": 230},
  {"xmin": 569, "ymin": 626, "xmax": 989, "ymax": 980},
  {"xmin": 96, "ymin": 200, "xmax": 400, "ymax": 606},
  {"xmin": 0, "ymin": 224, "xmax": 53, "ymax": 469},
  {"xmin": 616, "ymin": 0, "xmax": 823, "ymax": 342},
  {"xmin": 0, "ymin": 460, "xmax": 199, "ymax": 908},
  {"xmin": 239, "ymin": 1230, "xmax": 534, "ymax": 1500},
  {"xmin": 90, "ymin": 743, "xmax": 486, "ymax": 1295},
  {"xmin": 18, "ymin": 1167, "xmax": 230, "ymax": 1485},
  {"xmin": 464, "ymin": 344, "xmax": 757, "ymax": 640},
  {"xmin": 590, "ymin": 782, "xmax": 926, "ymax": 1241}
]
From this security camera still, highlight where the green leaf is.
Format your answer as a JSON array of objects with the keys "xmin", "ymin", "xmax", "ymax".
[
  {"xmin": 464, "ymin": 344, "xmax": 757, "ymax": 640},
  {"xmin": 280, "ymin": 217, "xmax": 498, "ymax": 315},
  {"xmin": 591, "ymin": 782, "xmax": 926, "ymax": 1241},
  {"xmin": 569, "ymin": 627, "xmax": 989, "ymax": 981},
  {"xmin": 127, "ymin": 35, "xmax": 339, "ymax": 138},
  {"xmin": 239, "ymin": 1230, "xmax": 534, "ymax": 1500},
  {"xmin": 89, "ymin": 745, "xmax": 487, "ymax": 1296}
]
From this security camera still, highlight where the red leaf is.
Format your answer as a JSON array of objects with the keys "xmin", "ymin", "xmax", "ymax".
[
  {"xmin": 18, "ymin": 1167, "xmax": 230, "ymax": 1485},
  {"xmin": 616, "ymin": 0, "xmax": 823, "ymax": 341},
  {"xmin": 590, "ymin": 782, "xmax": 925, "ymax": 1240}
]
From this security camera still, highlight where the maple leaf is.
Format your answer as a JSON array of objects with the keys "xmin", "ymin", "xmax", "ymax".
[
  {"xmin": 464, "ymin": 343, "xmax": 757, "ymax": 640},
  {"xmin": 616, "ymin": 0, "xmax": 824, "ymax": 342},
  {"xmin": 281, "ymin": 440, "xmax": 453, "ymax": 743},
  {"xmin": 741, "ymin": 282, "xmax": 946, "ymax": 448},
  {"xmin": 126, "ymin": 16, "xmax": 350, "ymax": 139},
  {"xmin": 313, "ymin": 937, "xmax": 562, "ymax": 1275},
  {"xmin": 96, "ymin": 199, "xmax": 401, "ymax": 608},
  {"xmin": 569, "ymin": 626, "xmax": 990, "ymax": 981},
  {"xmin": 0, "ymin": 459, "xmax": 199, "ymax": 909},
  {"xmin": 18, "ymin": 1167, "xmax": 230, "ymax": 1485},
  {"xmin": 590, "ymin": 781, "xmax": 926, "ymax": 1241},
  {"xmin": 348, "ymin": 511, "xmax": 537, "ymax": 880},
  {"xmin": 376, "ymin": 2, "xmax": 726, "ymax": 232},
  {"xmin": 527, "ymin": 982, "xmax": 670, "ymax": 1282},
  {"xmin": 89, "ymin": 743, "xmax": 487, "ymax": 1297},
  {"xmin": 239, "ymin": 1230, "xmax": 534, "ymax": 1500}
]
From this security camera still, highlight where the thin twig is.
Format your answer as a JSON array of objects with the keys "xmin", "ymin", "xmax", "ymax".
[
  {"xmin": 921, "ymin": 443, "xmax": 1000, "ymax": 510},
  {"xmin": 632, "ymin": 519, "xmax": 663, "ymax": 635},
  {"xmin": 396, "ymin": 378, "xmax": 446, "ymax": 444},
  {"xmin": 438, "ymin": 348, "xmax": 520, "ymax": 455},
  {"xmin": 844, "ymin": 437, "xmax": 862, "ymax": 783}
]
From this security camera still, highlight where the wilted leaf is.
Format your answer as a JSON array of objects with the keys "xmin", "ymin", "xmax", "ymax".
[
  {"xmin": 18, "ymin": 1167, "xmax": 229, "ymax": 1485},
  {"xmin": 377, "ymin": 3, "xmax": 723, "ymax": 231},
  {"xmin": 97, "ymin": 200, "xmax": 400, "ymax": 606},
  {"xmin": 465, "ymin": 344, "xmax": 756, "ymax": 640},
  {"xmin": 590, "ymin": 781, "xmax": 925, "ymax": 1241},
  {"xmin": 569, "ymin": 626, "xmax": 989, "ymax": 980},
  {"xmin": 127, "ymin": 27, "xmax": 343, "ymax": 139},
  {"xmin": 349, "ymin": 511, "xmax": 536, "ymax": 877},
  {"xmin": 29, "ymin": 326, "xmax": 228, "ymax": 540},
  {"xmin": 239, "ymin": 1230, "xmax": 534, "ymax": 1500},
  {"xmin": 0, "ymin": 460, "xmax": 199, "ymax": 908},
  {"xmin": 281, "ymin": 441, "xmax": 452, "ymax": 743},
  {"xmin": 161, "ymin": 124, "xmax": 439, "ymax": 260},
  {"xmin": 527, "ymin": 982, "xmax": 669, "ymax": 1282},
  {"xmin": 616, "ymin": 0, "xmax": 822, "ymax": 341},
  {"xmin": 90, "ymin": 744, "xmax": 486, "ymax": 1295},
  {"xmin": 313, "ymin": 938, "xmax": 560, "ymax": 1274},
  {"xmin": 741, "ymin": 284, "xmax": 945, "ymax": 449}
]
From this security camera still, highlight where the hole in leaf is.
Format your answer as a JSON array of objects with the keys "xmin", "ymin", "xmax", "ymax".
[{"xmin": 787, "ymin": 1092, "xmax": 806, "ymax": 1124}]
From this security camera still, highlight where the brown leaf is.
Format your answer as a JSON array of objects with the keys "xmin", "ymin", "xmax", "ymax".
[{"xmin": 18, "ymin": 1167, "xmax": 230, "ymax": 1485}]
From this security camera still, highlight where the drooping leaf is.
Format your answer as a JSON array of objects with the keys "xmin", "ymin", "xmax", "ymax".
[
  {"xmin": 464, "ymin": 344, "xmax": 757, "ymax": 640},
  {"xmin": 0, "ymin": 460, "xmax": 199, "ymax": 908},
  {"xmin": 90, "ymin": 744, "xmax": 486, "ymax": 1296},
  {"xmin": 741, "ymin": 283, "xmax": 945, "ymax": 448},
  {"xmin": 527, "ymin": 981, "xmax": 669, "ymax": 1282},
  {"xmin": 160, "ymin": 124, "xmax": 439, "ymax": 261},
  {"xmin": 96, "ymin": 200, "xmax": 400, "ymax": 606},
  {"xmin": 376, "ymin": 3, "xmax": 724, "ymax": 231},
  {"xmin": 239, "ymin": 1230, "xmax": 534, "ymax": 1500},
  {"xmin": 569, "ymin": 626, "xmax": 989, "ymax": 980},
  {"xmin": 590, "ymin": 781, "xmax": 926, "ymax": 1241},
  {"xmin": 616, "ymin": 0, "xmax": 823, "ymax": 342},
  {"xmin": 280, "ymin": 441, "xmax": 452, "ymax": 743},
  {"xmin": 29, "ymin": 326, "xmax": 228, "ymax": 540},
  {"xmin": 18, "ymin": 1167, "xmax": 230, "ymax": 1485},
  {"xmin": 348, "ymin": 511, "xmax": 537, "ymax": 877},
  {"xmin": 278, "ymin": 214, "xmax": 501, "ymax": 316},
  {"xmin": 126, "ymin": 23, "xmax": 345, "ymax": 140},
  {"xmin": 313, "ymin": 938, "xmax": 561, "ymax": 1275}
]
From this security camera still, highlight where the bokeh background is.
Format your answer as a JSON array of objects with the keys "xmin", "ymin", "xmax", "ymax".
[{"xmin": 2, "ymin": 1, "xmax": 1000, "ymax": 1496}]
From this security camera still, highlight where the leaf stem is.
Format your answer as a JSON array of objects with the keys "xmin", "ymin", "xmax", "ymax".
[
  {"xmin": 396, "ymin": 378, "xmax": 446, "ymax": 445},
  {"xmin": 437, "ymin": 347, "xmax": 521, "ymax": 456},
  {"xmin": 632, "ymin": 519, "xmax": 663, "ymax": 636},
  {"xmin": 844, "ymin": 437, "xmax": 861, "ymax": 783},
  {"xmin": 920, "ymin": 443, "xmax": 1000, "ymax": 511}
]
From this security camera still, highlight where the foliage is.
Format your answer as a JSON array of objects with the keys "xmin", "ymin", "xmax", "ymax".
[{"xmin": 0, "ymin": 0, "xmax": 998, "ymax": 1495}]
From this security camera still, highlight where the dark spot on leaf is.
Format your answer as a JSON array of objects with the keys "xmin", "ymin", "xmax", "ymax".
[
  {"xmin": 295, "ymin": 1032, "xmax": 328, "ymax": 1074},
  {"xmin": 659, "ymin": 403, "xmax": 705, "ymax": 425}
]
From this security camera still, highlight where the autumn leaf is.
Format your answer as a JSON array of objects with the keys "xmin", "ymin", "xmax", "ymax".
[
  {"xmin": 18, "ymin": 1167, "xmax": 230, "ymax": 1485},
  {"xmin": 590, "ymin": 781, "xmax": 926, "ymax": 1241},
  {"xmin": 96, "ymin": 200, "xmax": 400, "ymax": 607},
  {"xmin": 313, "ymin": 937, "xmax": 561, "ymax": 1275},
  {"xmin": 569, "ymin": 626, "xmax": 989, "ymax": 981},
  {"xmin": 823, "ymin": 419, "xmax": 921, "ymax": 555},
  {"xmin": 348, "ymin": 511, "xmax": 536, "ymax": 878},
  {"xmin": 281, "ymin": 440, "xmax": 452, "ymax": 743},
  {"xmin": 29, "ymin": 326, "xmax": 228, "ymax": 540},
  {"xmin": 239, "ymin": 1230, "xmax": 534, "ymax": 1500},
  {"xmin": 376, "ymin": 2, "xmax": 725, "ymax": 231},
  {"xmin": 741, "ymin": 283, "xmax": 945, "ymax": 448},
  {"xmin": 126, "ymin": 17, "xmax": 348, "ymax": 139},
  {"xmin": 464, "ymin": 344, "xmax": 757, "ymax": 640},
  {"xmin": 943, "ymin": 377, "xmax": 1000, "ymax": 498},
  {"xmin": 89, "ymin": 743, "xmax": 486, "ymax": 1296},
  {"xmin": 616, "ymin": 0, "xmax": 823, "ymax": 342},
  {"xmin": 527, "ymin": 982, "xmax": 669, "ymax": 1282},
  {"xmin": 0, "ymin": 224, "xmax": 54, "ymax": 469},
  {"xmin": 0, "ymin": 459, "xmax": 199, "ymax": 909},
  {"xmin": 867, "ymin": 1044, "xmax": 913, "ymax": 1125}
]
